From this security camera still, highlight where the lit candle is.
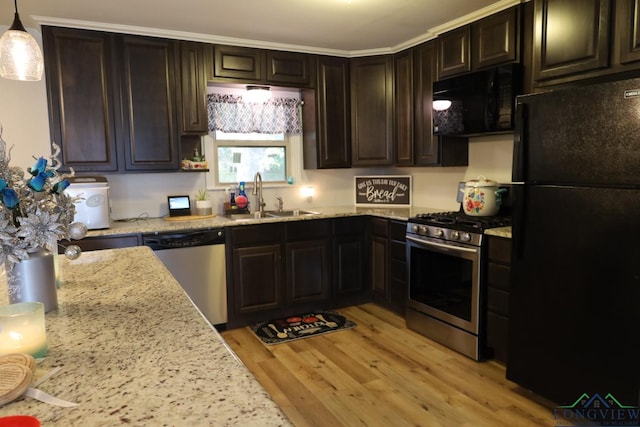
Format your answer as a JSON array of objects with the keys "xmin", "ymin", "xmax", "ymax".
[{"xmin": 0, "ymin": 302, "xmax": 47, "ymax": 358}]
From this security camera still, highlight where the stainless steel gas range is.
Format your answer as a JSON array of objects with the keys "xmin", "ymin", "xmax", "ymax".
[{"xmin": 405, "ymin": 211, "xmax": 510, "ymax": 360}]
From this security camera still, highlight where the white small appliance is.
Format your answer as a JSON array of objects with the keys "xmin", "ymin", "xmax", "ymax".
[{"xmin": 64, "ymin": 176, "xmax": 110, "ymax": 229}]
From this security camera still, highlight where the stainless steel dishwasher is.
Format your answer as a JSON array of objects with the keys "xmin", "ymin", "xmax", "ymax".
[{"xmin": 142, "ymin": 229, "xmax": 227, "ymax": 327}]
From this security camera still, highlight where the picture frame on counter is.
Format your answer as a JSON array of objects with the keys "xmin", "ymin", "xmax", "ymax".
[{"xmin": 354, "ymin": 175, "xmax": 412, "ymax": 207}]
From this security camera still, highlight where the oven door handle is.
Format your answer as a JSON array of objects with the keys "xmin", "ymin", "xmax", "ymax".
[{"xmin": 406, "ymin": 235, "xmax": 479, "ymax": 254}]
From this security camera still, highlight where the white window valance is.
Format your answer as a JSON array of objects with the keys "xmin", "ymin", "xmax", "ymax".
[{"xmin": 207, "ymin": 94, "xmax": 303, "ymax": 135}]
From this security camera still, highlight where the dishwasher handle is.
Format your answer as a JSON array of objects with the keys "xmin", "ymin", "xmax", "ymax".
[{"xmin": 142, "ymin": 229, "xmax": 225, "ymax": 250}]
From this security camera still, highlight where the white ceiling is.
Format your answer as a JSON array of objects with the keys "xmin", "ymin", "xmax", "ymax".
[{"xmin": 20, "ymin": 0, "xmax": 521, "ymax": 56}]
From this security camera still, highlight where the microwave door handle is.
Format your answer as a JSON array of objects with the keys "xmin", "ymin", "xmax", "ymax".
[{"xmin": 406, "ymin": 235, "xmax": 479, "ymax": 254}]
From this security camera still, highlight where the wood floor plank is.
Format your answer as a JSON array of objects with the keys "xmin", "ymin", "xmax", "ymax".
[{"xmin": 220, "ymin": 303, "xmax": 567, "ymax": 427}]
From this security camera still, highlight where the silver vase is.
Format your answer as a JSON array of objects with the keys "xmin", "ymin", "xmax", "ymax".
[{"xmin": 6, "ymin": 248, "xmax": 58, "ymax": 312}]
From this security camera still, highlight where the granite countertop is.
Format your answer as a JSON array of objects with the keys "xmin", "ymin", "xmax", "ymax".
[
  {"xmin": 0, "ymin": 246, "xmax": 291, "ymax": 426},
  {"xmin": 485, "ymin": 226, "xmax": 512, "ymax": 239},
  {"xmin": 87, "ymin": 205, "xmax": 444, "ymax": 238}
]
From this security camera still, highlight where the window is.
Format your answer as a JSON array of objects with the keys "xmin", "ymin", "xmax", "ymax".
[{"xmin": 214, "ymin": 131, "xmax": 289, "ymax": 185}]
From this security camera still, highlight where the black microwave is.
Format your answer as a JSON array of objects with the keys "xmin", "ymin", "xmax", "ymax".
[{"xmin": 433, "ymin": 64, "xmax": 522, "ymax": 136}]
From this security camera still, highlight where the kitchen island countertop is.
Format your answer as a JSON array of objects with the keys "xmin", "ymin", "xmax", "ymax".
[{"xmin": 0, "ymin": 246, "xmax": 291, "ymax": 426}]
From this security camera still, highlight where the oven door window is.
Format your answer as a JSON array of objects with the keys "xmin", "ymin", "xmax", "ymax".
[{"xmin": 409, "ymin": 246, "xmax": 475, "ymax": 323}]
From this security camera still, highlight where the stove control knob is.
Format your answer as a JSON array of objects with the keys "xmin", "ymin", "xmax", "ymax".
[
  {"xmin": 451, "ymin": 231, "xmax": 460, "ymax": 240},
  {"xmin": 461, "ymin": 233, "xmax": 472, "ymax": 242},
  {"xmin": 435, "ymin": 229, "xmax": 444, "ymax": 238},
  {"xmin": 409, "ymin": 224, "xmax": 419, "ymax": 234},
  {"xmin": 418, "ymin": 225, "xmax": 428, "ymax": 235}
]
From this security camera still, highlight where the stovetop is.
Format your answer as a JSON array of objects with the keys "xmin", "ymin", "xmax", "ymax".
[{"xmin": 409, "ymin": 211, "xmax": 511, "ymax": 233}]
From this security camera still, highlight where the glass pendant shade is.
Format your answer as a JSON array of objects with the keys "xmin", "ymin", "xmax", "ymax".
[{"xmin": 0, "ymin": 12, "xmax": 44, "ymax": 81}]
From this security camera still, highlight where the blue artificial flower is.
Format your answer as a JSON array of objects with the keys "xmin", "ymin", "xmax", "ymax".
[
  {"xmin": 0, "ymin": 177, "xmax": 6, "ymax": 192},
  {"xmin": 28, "ymin": 172, "xmax": 48, "ymax": 192},
  {"xmin": 1, "ymin": 188, "xmax": 19, "ymax": 209},
  {"xmin": 53, "ymin": 179, "xmax": 70, "ymax": 194},
  {"xmin": 28, "ymin": 157, "xmax": 47, "ymax": 176}
]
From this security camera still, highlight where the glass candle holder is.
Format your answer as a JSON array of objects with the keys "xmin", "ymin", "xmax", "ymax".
[{"xmin": 0, "ymin": 302, "xmax": 47, "ymax": 358}]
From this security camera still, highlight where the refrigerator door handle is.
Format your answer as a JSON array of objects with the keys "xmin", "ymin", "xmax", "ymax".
[
  {"xmin": 512, "ymin": 101, "xmax": 527, "ymax": 182},
  {"xmin": 512, "ymin": 184, "xmax": 526, "ymax": 261}
]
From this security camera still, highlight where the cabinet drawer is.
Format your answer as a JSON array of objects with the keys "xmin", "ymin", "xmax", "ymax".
[
  {"xmin": 333, "ymin": 217, "xmax": 366, "ymax": 235},
  {"xmin": 231, "ymin": 223, "xmax": 284, "ymax": 246},
  {"xmin": 487, "ymin": 262, "xmax": 511, "ymax": 291},
  {"xmin": 487, "ymin": 286, "xmax": 509, "ymax": 317},
  {"xmin": 488, "ymin": 236, "xmax": 511, "ymax": 264},
  {"xmin": 370, "ymin": 217, "xmax": 388, "ymax": 237},
  {"xmin": 286, "ymin": 219, "xmax": 331, "ymax": 241},
  {"xmin": 389, "ymin": 220, "xmax": 407, "ymax": 241}
]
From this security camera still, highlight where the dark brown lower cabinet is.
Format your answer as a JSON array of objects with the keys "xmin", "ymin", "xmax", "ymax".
[
  {"xmin": 333, "ymin": 217, "xmax": 368, "ymax": 306},
  {"xmin": 285, "ymin": 220, "xmax": 332, "ymax": 305},
  {"xmin": 369, "ymin": 218, "xmax": 408, "ymax": 316},
  {"xmin": 486, "ymin": 235, "xmax": 512, "ymax": 363},
  {"xmin": 227, "ymin": 220, "xmax": 339, "ymax": 328}
]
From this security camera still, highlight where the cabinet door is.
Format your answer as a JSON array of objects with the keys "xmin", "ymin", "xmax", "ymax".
[
  {"xmin": 179, "ymin": 42, "xmax": 208, "ymax": 135},
  {"xmin": 388, "ymin": 220, "xmax": 408, "ymax": 315},
  {"xmin": 213, "ymin": 45, "xmax": 264, "ymax": 81},
  {"xmin": 232, "ymin": 244, "xmax": 284, "ymax": 315},
  {"xmin": 472, "ymin": 6, "xmax": 520, "ymax": 69},
  {"xmin": 413, "ymin": 41, "xmax": 438, "ymax": 165},
  {"xmin": 350, "ymin": 55, "xmax": 394, "ymax": 166},
  {"xmin": 119, "ymin": 36, "xmax": 180, "ymax": 171},
  {"xmin": 333, "ymin": 217, "xmax": 367, "ymax": 299},
  {"xmin": 613, "ymin": 0, "xmax": 640, "ymax": 67},
  {"xmin": 369, "ymin": 218, "xmax": 389, "ymax": 301},
  {"xmin": 286, "ymin": 239, "xmax": 331, "ymax": 304},
  {"xmin": 266, "ymin": 50, "xmax": 314, "ymax": 86},
  {"xmin": 533, "ymin": 0, "xmax": 611, "ymax": 82},
  {"xmin": 43, "ymin": 27, "xmax": 119, "ymax": 172},
  {"xmin": 394, "ymin": 49, "xmax": 414, "ymax": 166},
  {"xmin": 438, "ymin": 26, "xmax": 471, "ymax": 79},
  {"xmin": 302, "ymin": 56, "xmax": 351, "ymax": 169}
]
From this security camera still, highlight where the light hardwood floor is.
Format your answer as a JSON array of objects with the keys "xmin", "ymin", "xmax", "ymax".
[{"xmin": 221, "ymin": 304, "xmax": 562, "ymax": 427}]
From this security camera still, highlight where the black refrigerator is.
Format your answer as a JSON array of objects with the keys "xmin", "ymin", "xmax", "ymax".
[{"xmin": 508, "ymin": 78, "xmax": 640, "ymax": 408}]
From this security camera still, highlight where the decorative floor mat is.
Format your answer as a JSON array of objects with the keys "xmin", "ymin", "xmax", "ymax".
[{"xmin": 250, "ymin": 311, "xmax": 357, "ymax": 345}]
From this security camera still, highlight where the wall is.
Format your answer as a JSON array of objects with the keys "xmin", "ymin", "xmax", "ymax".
[{"xmin": 0, "ymin": 26, "xmax": 514, "ymax": 221}]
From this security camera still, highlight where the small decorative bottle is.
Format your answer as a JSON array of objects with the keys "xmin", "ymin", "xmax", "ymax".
[
  {"xmin": 238, "ymin": 182, "xmax": 247, "ymax": 197},
  {"xmin": 230, "ymin": 192, "xmax": 236, "ymax": 205}
]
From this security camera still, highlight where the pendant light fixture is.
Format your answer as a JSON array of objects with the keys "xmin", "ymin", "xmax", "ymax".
[{"xmin": 0, "ymin": 0, "xmax": 43, "ymax": 81}]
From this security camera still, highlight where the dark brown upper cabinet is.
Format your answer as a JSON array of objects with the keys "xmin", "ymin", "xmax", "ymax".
[
  {"xmin": 613, "ymin": 0, "xmax": 640, "ymax": 69},
  {"xmin": 439, "ymin": 5, "xmax": 521, "ymax": 80},
  {"xmin": 302, "ymin": 56, "xmax": 351, "ymax": 169},
  {"xmin": 43, "ymin": 27, "xmax": 181, "ymax": 173},
  {"xmin": 438, "ymin": 26, "xmax": 471, "ymax": 79},
  {"xmin": 43, "ymin": 27, "xmax": 119, "ymax": 172},
  {"xmin": 394, "ymin": 49, "xmax": 414, "ymax": 166},
  {"xmin": 209, "ymin": 45, "xmax": 314, "ymax": 87},
  {"xmin": 472, "ymin": 6, "xmax": 520, "ymax": 69},
  {"xmin": 533, "ymin": 0, "xmax": 610, "ymax": 83},
  {"xmin": 179, "ymin": 42, "xmax": 208, "ymax": 135},
  {"xmin": 350, "ymin": 55, "xmax": 394, "ymax": 167},
  {"xmin": 118, "ymin": 35, "xmax": 181, "ymax": 171},
  {"xmin": 213, "ymin": 45, "xmax": 263, "ymax": 81},
  {"xmin": 265, "ymin": 50, "xmax": 315, "ymax": 86}
]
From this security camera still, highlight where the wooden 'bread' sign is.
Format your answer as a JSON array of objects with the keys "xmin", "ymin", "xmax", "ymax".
[{"xmin": 355, "ymin": 176, "xmax": 411, "ymax": 206}]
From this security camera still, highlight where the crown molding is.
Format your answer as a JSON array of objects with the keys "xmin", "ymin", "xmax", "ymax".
[{"xmin": 33, "ymin": 0, "xmax": 521, "ymax": 58}]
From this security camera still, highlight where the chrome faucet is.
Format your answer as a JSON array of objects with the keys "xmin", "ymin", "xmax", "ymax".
[
  {"xmin": 252, "ymin": 172, "xmax": 265, "ymax": 214},
  {"xmin": 276, "ymin": 196, "xmax": 284, "ymax": 212}
]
